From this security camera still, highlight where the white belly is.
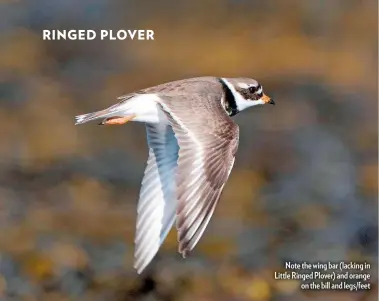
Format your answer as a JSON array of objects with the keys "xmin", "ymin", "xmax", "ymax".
[{"xmin": 123, "ymin": 94, "xmax": 169, "ymax": 125}]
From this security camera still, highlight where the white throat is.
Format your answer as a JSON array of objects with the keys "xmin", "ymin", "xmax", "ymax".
[{"xmin": 220, "ymin": 78, "xmax": 262, "ymax": 111}]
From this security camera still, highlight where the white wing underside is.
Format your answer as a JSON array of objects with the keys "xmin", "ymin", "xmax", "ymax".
[{"xmin": 134, "ymin": 123, "xmax": 179, "ymax": 273}]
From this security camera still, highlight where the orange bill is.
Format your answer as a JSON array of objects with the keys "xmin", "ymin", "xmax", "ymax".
[{"xmin": 261, "ymin": 94, "xmax": 275, "ymax": 105}]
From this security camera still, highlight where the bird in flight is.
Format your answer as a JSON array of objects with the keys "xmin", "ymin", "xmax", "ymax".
[{"xmin": 75, "ymin": 76, "xmax": 274, "ymax": 273}]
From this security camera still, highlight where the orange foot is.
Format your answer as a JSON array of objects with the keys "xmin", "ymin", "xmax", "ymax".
[{"xmin": 100, "ymin": 115, "xmax": 136, "ymax": 125}]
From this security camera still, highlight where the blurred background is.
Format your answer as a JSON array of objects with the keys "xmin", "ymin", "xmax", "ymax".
[{"xmin": 0, "ymin": 0, "xmax": 378, "ymax": 300}]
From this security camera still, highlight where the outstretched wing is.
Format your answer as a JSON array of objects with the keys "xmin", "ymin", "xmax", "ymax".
[
  {"xmin": 134, "ymin": 123, "xmax": 179, "ymax": 273},
  {"xmin": 158, "ymin": 94, "xmax": 239, "ymax": 257}
]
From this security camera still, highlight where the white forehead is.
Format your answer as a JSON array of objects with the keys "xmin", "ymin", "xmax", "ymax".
[
  {"xmin": 237, "ymin": 82, "xmax": 251, "ymax": 89},
  {"xmin": 236, "ymin": 78, "xmax": 259, "ymax": 88}
]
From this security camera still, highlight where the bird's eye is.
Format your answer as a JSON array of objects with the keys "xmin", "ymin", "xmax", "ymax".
[{"xmin": 249, "ymin": 86, "xmax": 257, "ymax": 93}]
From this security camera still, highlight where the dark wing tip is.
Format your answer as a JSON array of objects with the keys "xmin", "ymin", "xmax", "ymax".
[{"xmin": 179, "ymin": 245, "xmax": 190, "ymax": 258}]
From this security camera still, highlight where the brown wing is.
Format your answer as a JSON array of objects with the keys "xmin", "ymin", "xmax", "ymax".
[{"xmin": 157, "ymin": 93, "xmax": 239, "ymax": 257}]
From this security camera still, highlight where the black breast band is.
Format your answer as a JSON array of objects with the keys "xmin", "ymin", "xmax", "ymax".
[{"xmin": 217, "ymin": 78, "xmax": 238, "ymax": 116}]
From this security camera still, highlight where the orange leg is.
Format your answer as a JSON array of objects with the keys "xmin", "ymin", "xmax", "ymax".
[{"xmin": 102, "ymin": 115, "xmax": 136, "ymax": 125}]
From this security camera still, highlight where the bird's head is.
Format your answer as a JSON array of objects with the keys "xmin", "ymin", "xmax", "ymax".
[{"xmin": 220, "ymin": 77, "xmax": 274, "ymax": 115}]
